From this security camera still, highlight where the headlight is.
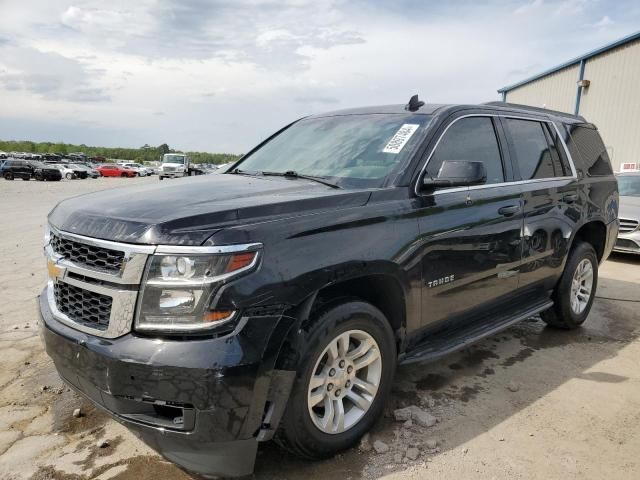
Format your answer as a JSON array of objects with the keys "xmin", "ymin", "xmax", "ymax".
[{"xmin": 135, "ymin": 246, "xmax": 260, "ymax": 333}]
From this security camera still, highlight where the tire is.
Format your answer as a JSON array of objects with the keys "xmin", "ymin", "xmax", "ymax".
[
  {"xmin": 276, "ymin": 299, "xmax": 396, "ymax": 459},
  {"xmin": 34, "ymin": 172, "xmax": 44, "ymax": 181},
  {"xmin": 121, "ymin": 173, "xmax": 127, "ymax": 177},
  {"xmin": 65, "ymin": 172, "xmax": 73, "ymax": 180},
  {"xmin": 4, "ymin": 172, "xmax": 14, "ymax": 180},
  {"xmin": 541, "ymin": 241, "xmax": 598, "ymax": 329},
  {"xmin": 159, "ymin": 176, "xmax": 164, "ymax": 181}
]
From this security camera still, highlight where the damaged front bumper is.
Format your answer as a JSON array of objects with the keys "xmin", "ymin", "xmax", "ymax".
[{"xmin": 38, "ymin": 292, "xmax": 295, "ymax": 478}]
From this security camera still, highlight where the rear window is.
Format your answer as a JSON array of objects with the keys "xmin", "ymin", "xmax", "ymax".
[{"xmin": 566, "ymin": 125, "xmax": 613, "ymax": 176}]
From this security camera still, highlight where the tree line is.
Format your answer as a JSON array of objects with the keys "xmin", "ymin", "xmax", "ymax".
[{"xmin": 0, "ymin": 140, "xmax": 241, "ymax": 165}]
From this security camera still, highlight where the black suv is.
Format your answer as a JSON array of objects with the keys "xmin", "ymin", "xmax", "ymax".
[
  {"xmin": 39, "ymin": 99, "xmax": 618, "ymax": 477},
  {"xmin": 2, "ymin": 159, "xmax": 62, "ymax": 181}
]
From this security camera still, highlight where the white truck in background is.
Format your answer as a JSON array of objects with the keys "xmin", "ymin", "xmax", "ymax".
[{"xmin": 158, "ymin": 153, "xmax": 204, "ymax": 180}]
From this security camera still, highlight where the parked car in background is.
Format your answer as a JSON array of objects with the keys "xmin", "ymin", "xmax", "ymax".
[
  {"xmin": 614, "ymin": 173, "xmax": 640, "ymax": 254},
  {"xmin": 50, "ymin": 164, "xmax": 77, "ymax": 180},
  {"xmin": 121, "ymin": 162, "xmax": 150, "ymax": 176},
  {"xmin": 29, "ymin": 161, "xmax": 64, "ymax": 181},
  {"xmin": 1, "ymin": 159, "xmax": 32, "ymax": 180},
  {"xmin": 96, "ymin": 164, "xmax": 136, "ymax": 177},
  {"xmin": 69, "ymin": 163, "xmax": 100, "ymax": 179},
  {"xmin": 66, "ymin": 164, "xmax": 89, "ymax": 179},
  {"xmin": 1, "ymin": 159, "xmax": 62, "ymax": 181},
  {"xmin": 42, "ymin": 153, "xmax": 64, "ymax": 163}
]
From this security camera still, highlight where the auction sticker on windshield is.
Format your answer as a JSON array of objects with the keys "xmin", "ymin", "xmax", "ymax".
[{"xmin": 383, "ymin": 124, "xmax": 420, "ymax": 154}]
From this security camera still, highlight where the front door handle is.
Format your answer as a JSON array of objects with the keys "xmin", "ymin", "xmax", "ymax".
[
  {"xmin": 498, "ymin": 205, "xmax": 521, "ymax": 216},
  {"xmin": 562, "ymin": 194, "xmax": 578, "ymax": 204}
]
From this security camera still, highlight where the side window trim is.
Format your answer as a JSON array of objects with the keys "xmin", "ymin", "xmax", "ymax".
[
  {"xmin": 541, "ymin": 122, "xmax": 571, "ymax": 177},
  {"xmin": 414, "ymin": 113, "xmax": 578, "ymax": 196}
]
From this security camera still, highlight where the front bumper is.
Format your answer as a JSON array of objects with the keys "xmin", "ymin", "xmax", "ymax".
[
  {"xmin": 38, "ymin": 292, "xmax": 295, "ymax": 477},
  {"xmin": 159, "ymin": 170, "xmax": 185, "ymax": 178},
  {"xmin": 613, "ymin": 231, "xmax": 640, "ymax": 254}
]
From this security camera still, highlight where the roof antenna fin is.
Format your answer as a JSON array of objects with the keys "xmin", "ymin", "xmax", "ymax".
[{"xmin": 405, "ymin": 94, "xmax": 425, "ymax": 112}]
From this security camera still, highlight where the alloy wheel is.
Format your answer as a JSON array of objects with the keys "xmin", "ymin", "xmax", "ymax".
[
  {"xmin": 307, "ymin": 329, "xmax": 382, "ymax": 434},
  {"xmin": 570, "ymin": 258, "xmax": 594, "ymax": 315}
]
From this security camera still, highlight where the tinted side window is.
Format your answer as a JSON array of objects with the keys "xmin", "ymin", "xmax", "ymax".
[
  {"xmin": 427, "ymin": 117, "xmax": 504, "ymax": 184},
  {"xmin": 567, "ymin": 125, "xmax": 612, "ymax": 176},
  {"xmin": 504, "ymin": 118, "xmax": 556, "ymax": 180}
]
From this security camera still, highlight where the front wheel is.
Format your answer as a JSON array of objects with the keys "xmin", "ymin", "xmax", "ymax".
[
  {"xmin": 276, "ymin": 300, "xmax": 396, "ymax": 459},
  {"xmin": 541, "ymin": 241, "xmax": 598, "ymax": 329},
  {"xmin": 34, "ymin": 172, "xmax": 44, "ymax": 181}
]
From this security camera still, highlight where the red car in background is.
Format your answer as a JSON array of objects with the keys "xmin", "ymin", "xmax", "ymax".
[{"xmin": 97, "ymin": 164, "xmax": 136, "ymax": 177}]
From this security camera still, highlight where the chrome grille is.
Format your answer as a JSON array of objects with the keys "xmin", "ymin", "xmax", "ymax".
[
  {"xmin": 53, "ymin": 281, "xmax": 112, "ymax": 331},
  {"xmin": 50, "ymin": 232, "xmax": 124, "ymax": 273},
  {"xmin": 45, "ymin": 226, "xmax": 153, "ymax": 338},
  {"xmin": 619, "ymin": 218, "xmax": 639, "ymax": 234}
]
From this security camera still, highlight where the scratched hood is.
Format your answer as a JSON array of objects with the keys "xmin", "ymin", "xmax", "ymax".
[{"xmin": 48, "ymin": 174, "xmax": 370, "ymax": 245}]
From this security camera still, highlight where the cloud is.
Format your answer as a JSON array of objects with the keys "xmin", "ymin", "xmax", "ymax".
[
  {"xmin": 0, "ymin": 0, "xmax": 639, "ymax": 153},
  {"xmin": 592, "ymin": 15, "xmax": 615, "ymax": 27},
  {"xmin": 513, "ymin": 0, "xmax": 544, "ymax": 15},
  {"xmin": 294, "ymin": 95, "xmax": 340, "ymax": 105},
  {"xmin": 0, "ymin": 46, "xmax": 110, "ymax": 102}
]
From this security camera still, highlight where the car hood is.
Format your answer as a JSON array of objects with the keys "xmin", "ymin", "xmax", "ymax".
[
  {"xmin": 49, "ymin": 174, "xmax": 371, "ymax": 245},
  {"xmin": 619, "ymin": 195, "xmax": 640, "ymax": 220}
]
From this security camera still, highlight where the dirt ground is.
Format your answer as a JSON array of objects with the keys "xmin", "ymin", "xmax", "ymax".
[{"xmin": 1, "ymin": 176, "xmax": 639, "ymax": 480}]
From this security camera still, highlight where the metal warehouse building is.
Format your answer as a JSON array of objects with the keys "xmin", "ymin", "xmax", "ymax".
[{"xmin": 498, "ymin": 31, "xmax": 640, "ymax": 173}]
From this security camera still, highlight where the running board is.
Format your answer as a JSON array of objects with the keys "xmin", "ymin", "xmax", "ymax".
[{"xmin": 399, "ymin": 299, "xmax": 553, "ymax": 365}]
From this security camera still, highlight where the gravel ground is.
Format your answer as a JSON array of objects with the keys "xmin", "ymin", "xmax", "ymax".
[{"xmin": 1, "ymin": 176, "xmax": 639, "ymax": 480}]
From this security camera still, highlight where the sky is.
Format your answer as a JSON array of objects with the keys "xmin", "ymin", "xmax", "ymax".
[{"xmin": 0, "ymin": 0, "xmax": 639, "ymax": 154}]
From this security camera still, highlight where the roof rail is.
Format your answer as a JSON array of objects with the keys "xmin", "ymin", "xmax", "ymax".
[{"xmin": 482, "ymin": 101, "xmax": 586, "ymax": 122}]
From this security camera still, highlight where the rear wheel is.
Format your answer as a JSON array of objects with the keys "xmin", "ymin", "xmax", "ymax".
[
  {"xmin": 121, "ymin": 173, "xmax": 128, "ymax": 177},
  {"xmin": 541, "ymin": 241, "xmax": 598, "ymax": 329},
  {"xmin": 65, "ymin": 172, "xmax": 73, "ymax": 180},
  {"xmin": 34, "ymin": 172, "xmax": 44, "ymax": 181},
  {"xmin": 276, "ymin": 300, "xmax": 396, "ymax": 459},
  {"xmin": 4, "ymin": 172, "xmax": 14, "ymax": 180}
]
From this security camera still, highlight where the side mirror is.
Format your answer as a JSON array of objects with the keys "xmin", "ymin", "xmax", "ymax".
[{"xmin": 421, "ymin": 160, "xmax": 487, "ymax": 190}]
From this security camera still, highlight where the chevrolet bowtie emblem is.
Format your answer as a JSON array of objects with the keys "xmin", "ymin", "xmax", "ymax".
[{"xmin": 47, "ymin": 259, "xmax": 63, "ymax": 280}]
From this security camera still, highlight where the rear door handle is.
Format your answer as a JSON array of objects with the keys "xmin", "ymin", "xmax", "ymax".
[
  {"xmin": 562, "ymin": 194, "xmax": 578, "ymax": 204},
  {"xmin": 498, "ymin": 205, "xmax": 521, "ymax": 216}
]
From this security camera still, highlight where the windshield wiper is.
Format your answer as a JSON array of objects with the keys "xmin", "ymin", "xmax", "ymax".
[
  {"xmin": 229, "ymin": 168, "xmax": 257, "ymax": 176},
  {"xmin": 261, "ymin": 170, "xmax": 341, "ymax": 189}
]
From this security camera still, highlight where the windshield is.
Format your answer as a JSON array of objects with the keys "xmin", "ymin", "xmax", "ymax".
[
  {"xmin": 234, "ymin": 114, "xmax": 432, "ymax": 188},
  {"xmin": 618, "ymin": 176, "xmax": 640, "ymax": 196},
  {"xmin": 164, "ymin": 155, "xmax": 186, "ymax": 164}
]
